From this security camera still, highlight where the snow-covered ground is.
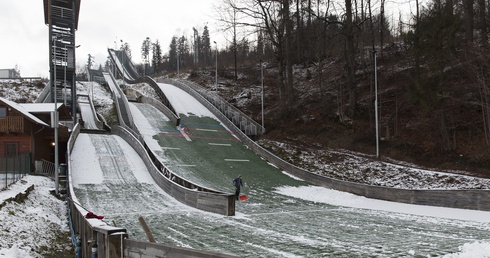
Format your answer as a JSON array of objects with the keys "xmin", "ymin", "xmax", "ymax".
[
  {"xmin": 2, "ymin": 79, "xmax": 490, "ymax": 257},
  {"xmin": 3, "ymin": 171, "xmax": 490, "ymax": 257},
  {"xmin": 260, "ymin": 140, "xmax": 490, "ymax": 189},
  {"xmin": 0, "ymin": 176, "xmax": 71, "ymax": 257}
]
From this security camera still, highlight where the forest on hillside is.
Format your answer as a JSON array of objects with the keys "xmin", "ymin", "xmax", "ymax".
[{"xmin": 92, "ymin": 0, "xmax": 490, "ymax": 176}]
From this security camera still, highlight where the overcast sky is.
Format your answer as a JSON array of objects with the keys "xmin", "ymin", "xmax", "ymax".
[
  {"xmin": 0, "ymin": 0, "xmax": 420, "ymax": 79},
  {"xmin": 0, "ymin": 0, "xmax": 221, "ymax": 78}
]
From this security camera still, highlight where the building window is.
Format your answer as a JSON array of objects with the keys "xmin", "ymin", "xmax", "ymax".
[
  {"xmin": 6, "ymin": 143, "xmax": 18, "ymax": 156},
  {"xmin": 0, "ymin": 107, "xmax": 6, "ymax": 117}
]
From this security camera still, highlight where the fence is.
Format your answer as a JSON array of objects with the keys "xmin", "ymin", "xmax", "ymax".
[
  {"xmin": 0, "ymin": 153, "xmax": 31, "ymax": 190},
  {"xmin": 159, "ymin": 78, "xmax": 265, "ymax": 136}
]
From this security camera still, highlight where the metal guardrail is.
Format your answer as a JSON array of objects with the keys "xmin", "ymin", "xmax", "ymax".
[
  {"xmin": 159, "ymin": 78, "xmax": 265, "ymax": 136},
  {"xmin": 0, "ymin": 153, "xmax": 31, "ymax": 190},
  {"xmin": 35, "ymin": 82, "xmax": 51, "ymax": 103},
  {"xmin": 102, "ymin": 72, "xmax": 137, "ymax": 132},
  {"xmin": 108, "ymin": 49, "xmax": 139, "ymax": 82},
  {"xmin": 37, "ymin": 159, "xmax": 56, "ymax": 179}
]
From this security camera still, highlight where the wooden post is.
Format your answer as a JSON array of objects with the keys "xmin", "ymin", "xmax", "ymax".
[{"xmin": 138, "ymin": 216, "xmax": 156, "ymax": 243}]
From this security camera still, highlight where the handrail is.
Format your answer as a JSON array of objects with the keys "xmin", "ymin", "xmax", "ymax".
[
  {"xmin": 159, "ymin": 78, "xmax": 264, "ymax": 136},
  {"xmin": 102, "ymin": 71, "xmax": 137, "ymax": 132}
]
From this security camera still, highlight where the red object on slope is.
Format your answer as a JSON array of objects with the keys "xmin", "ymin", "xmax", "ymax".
[{"xmin": 85, "ymin": 212, "xmax": 104, "ymax": 219}]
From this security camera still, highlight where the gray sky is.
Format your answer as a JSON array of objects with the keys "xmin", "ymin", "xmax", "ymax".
[
  {"xmin": 0, "ymin": 0, "xmax": 419, "ymax": 78},
  {"xmin": 0, "ymin": 0, "xmax": 221, "ymax": 78}
]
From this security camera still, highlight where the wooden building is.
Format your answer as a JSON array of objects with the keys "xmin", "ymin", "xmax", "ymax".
[{"xmin": 0, "ymin": 97, "xmax": 71, "ymax": 169}]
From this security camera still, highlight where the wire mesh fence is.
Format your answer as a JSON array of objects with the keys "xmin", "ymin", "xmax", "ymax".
[{"xmin": 0, "ymin": 153, "xmax": 31, "ymax": 190}]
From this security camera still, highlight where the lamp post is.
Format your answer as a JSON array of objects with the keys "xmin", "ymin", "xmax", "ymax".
[
  {"xmin": 214, "ymin": 41, "xmax": 217, "ymax": 93},
  {"xmin": 373, "ymin": 50, "xmax": 379, "ymax": 158},
  {"xmin": 120, "ymin": 39, "xmax": 124, "ymax": 79},
  {"xmin": 52, "ymin": 35, "xmax": 60, "ymax": 195},
  {"xmin": 114, "ymin": 39, "xmax": 117, "ymax": 76},
  {"xmin": 63, "ymin": 47, "xmax": 67, "ymax": 106},
  {"xmin": 261, "ymin": 60, "xmax": 264, "ymax": 130},
  {"xmin": 177, "ymin": 49, "xmax": 180, "ymax": 76}
]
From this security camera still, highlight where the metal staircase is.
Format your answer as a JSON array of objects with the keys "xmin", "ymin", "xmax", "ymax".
[{"xmin": 46, "ymin": 0, "xmax": 80, "ymax": 123}]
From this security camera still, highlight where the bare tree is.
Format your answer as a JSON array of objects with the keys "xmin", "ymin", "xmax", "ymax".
[
  {"xmin": 462, "ymin": 0, "xmax": 474, "ymax": 43},
  {"xmin": 221, "ymin": 0, "xmax": 295, "ymax": 111},
  {"xmin": 295, "ymin": 0, "xmax": 303, "ymax": 63},
  {"xmin": 217, "ymin": 0, "xmax": 242, "ymax": 81},
  {"xmin": 464, "ymin": 47, "xmax": 490, "ymax": 145},
  {"xmin": 284, "ymin": 0, "xmax": 295, "ymax": 107},
  {"xmin": 344, "ymin": 0, "xmax": 357, "ymax": 116},
  {"xmin": 478, "ymin": 0, "xmax": 487, "ymax": 45},
  {"xmin": 379, "ymin": 0, "xmax": 385, "ymax": 56}
]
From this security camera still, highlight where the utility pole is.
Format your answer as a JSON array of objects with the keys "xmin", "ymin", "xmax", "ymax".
[
  {"xmin": 214, "ymin": 41, "xmax": 217, "ymax": 93},
  {"xmin": 261, "ymin": 60, "xmax": 264, "ymax": 130},
  {"xmin": 374, "ymin": 50, "xmax": 379, "ymax": 158},
  {"xmin": 52, "ymin": 35, "xmax": 60, "ymax": 195}
]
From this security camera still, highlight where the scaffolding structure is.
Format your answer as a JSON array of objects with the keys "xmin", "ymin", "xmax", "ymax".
[{"xmin": 44, "ymin": 0, "xmax": 81, "ymax": 124}]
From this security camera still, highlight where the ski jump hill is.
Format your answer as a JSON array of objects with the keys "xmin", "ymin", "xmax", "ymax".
[
  {"xmin": 104, "ymin": 48, "xmax": 490, "ymax": 213},
  {"xmin": 62, "ymin": 48, "xmax": 490, "ymax": 257}
]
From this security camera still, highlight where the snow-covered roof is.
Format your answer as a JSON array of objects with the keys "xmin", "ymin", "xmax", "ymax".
[
  {"xmin": 20, "ymin": 103, "xmax": 72, "ymax": 121},
  {"xmin": 0, "ymin": 97, "xmax": 49, "ymax": 126},
  {"xmin": 19, "ymin": 103, "xmax": 63, "ymax": 113}
]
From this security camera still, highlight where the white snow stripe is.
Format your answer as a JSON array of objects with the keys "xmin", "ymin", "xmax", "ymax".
[
  {"xmin": 196, "ymin": 128, "xmax": 218, "ymax": 132},
  {"xmin": 209, "ymin": 143, "xmax": 232, "ymax": 146}
]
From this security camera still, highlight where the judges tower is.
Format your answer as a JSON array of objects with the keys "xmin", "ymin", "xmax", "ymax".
[{"xmin": 44, "ymin": 0, "xmax": 81, "ymax": 123}]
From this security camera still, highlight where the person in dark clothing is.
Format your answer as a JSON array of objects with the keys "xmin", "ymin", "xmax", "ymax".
[{"xmin": 233, "ymin": 175, "xmax": 243, "ymax": 200}]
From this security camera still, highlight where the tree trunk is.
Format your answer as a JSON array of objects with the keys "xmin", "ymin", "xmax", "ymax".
[
  {"xmin": 479, "ymin": 0, "xmax": 487, "ymax": 45},
  {"xmin": 285, "ymin": 0, "xmax": 295, "ymax": 108},
  {"xmin": 296, "ymin": 0, "xmax": 301, "ymax": 63},
  {"xmin": 478, "ymin": 74, "xmax": 490, "ymax": 145},
  {"xmin": 463, "ymin": 0, "xmax": 474, "ymax": 43},
  {"xmin": 380, "ymin": 0, "xmax": 385, "ymax": 57},
  {"xmin": 345, "ymin": 0, "xmax": 357, "ymax": 116},
  {"xmin": 233, "ymin": 10, "xmax": 238, "ymax": 81},
  {"xmin": 439, "ymin": 108, "xmax": 453, "ymax": 152}
]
